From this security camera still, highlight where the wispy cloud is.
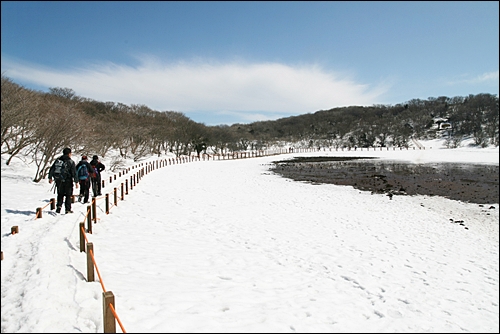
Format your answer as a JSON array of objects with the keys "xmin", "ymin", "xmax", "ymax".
[
  {"xmin": 1, "ymin": 55, "xmax": 389, "ymax": 121},
  {"xmin": 447, "ymin": 70, "xmax": 499, "ymax": 86}
]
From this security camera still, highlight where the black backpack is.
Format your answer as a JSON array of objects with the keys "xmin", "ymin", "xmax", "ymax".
[{"xmin": 53, "ymin": 159, "xmax": 69, "ymax": 182}]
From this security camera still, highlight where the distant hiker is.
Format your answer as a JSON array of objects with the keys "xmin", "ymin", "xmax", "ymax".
[
  {"xmin": 48, "ymin": 147, "xmax": 79, "ymax": 214},
  {"xmin": 76, "ymin": 155, "xmax": 93, "ymax": 204},
  {"xmin": 90, "ymin": 155, "xmax": 105, "ymax": 197}
]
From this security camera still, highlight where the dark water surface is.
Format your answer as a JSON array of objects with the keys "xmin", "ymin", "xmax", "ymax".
[{"xmin": 270, "ymin": 157, "xmax": 499, "ymax": 204}]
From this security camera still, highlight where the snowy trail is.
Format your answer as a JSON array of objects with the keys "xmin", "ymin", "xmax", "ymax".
[{"xmin": 1, "ymin": 193, "xmax": 102, "ymax": 332}]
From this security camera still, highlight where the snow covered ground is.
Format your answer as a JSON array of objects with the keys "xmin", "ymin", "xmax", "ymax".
[{"xmin": 1, "ymin": 139, "xmax": 498, "ymax": 333}]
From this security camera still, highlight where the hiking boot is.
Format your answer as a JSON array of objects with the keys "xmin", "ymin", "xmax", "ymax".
[
  {"xmin": 56, "ymin": 207, "xmax": 61, "ymax": 214},
  {"xmin": 65, "ymin": 210, "xmax": 74, "ymax": 214}
]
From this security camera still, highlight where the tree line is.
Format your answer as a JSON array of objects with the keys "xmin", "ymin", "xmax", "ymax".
[{"xmin": 1, "ymin": 75, "xmax": 498, "ymax": 182}]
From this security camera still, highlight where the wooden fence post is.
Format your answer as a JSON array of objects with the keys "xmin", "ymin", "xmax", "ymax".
[
  {"xmin": 50, "ymin": 198, "xmax": 55, "ymax": 210},
  {"xmin": 114, "ymin": 188, "xmax": 117, "ymax": 206},
  {"xmin": 11, "ymin": 226, "xmax": 19, "ymax": 235},
  {"xmin": 103, "ymin": 291, "xmax": 116, "ymax": 333},
  {"xmin": 36, "ymin": 207, "xmax": 42, "ymax": 219},
  {"xmin": 79, "ymin": 223, "xmax": 85, "ymax": 252},
  {"xmin": 87, "ymin": 205, "xmax": 92, "ymax": 234},
  {"xmin": 105, "ymin": 194, "xmax": 109, "ymax": 214},
  {"xmin": 86, "ymin": 243, "xmax": 94, "ymax": 282},
  {"xmin": 92, "ymin": 197, "xmax": 97, "ymax": 223}
]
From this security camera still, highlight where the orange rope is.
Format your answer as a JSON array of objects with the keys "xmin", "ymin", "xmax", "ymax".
[
  {"xmin": 80, "ymin": 225, "xmax": 89, "ymax": 243},
  {"xmin": 109, "ymin": 303, "xmax": 127, "ymax": 333},
  {"xmin": 34, "ymin": 201, "xmax": 52, "ymax": 220},
  {"xmin": 88, "ymin": 248, "xmax": 106, "ymax": 292},
  {"xmin": 79, "ymin": 207, "xmax": 92, "ymax": 227},
  {"xmin": 88, "ymin": 243, "xmax": 128, "ymax": 332},
  {"xmin": 84, "ymin": 235, "xmax": 127, "ymax": 332}
]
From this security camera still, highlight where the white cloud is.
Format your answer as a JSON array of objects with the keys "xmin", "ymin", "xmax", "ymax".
[
  {"xmin": 447, "ymin": 70, "xmax": 499, "ymax": 85},
  {"xmin": 1, "ymin": 56, "xmax": 389, "ymax": 119},
  {"xmin": 474, "ymin": 70, "xmax": 499, "ymax": 83}
]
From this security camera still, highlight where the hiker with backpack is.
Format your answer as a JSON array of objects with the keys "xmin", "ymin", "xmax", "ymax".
[
  {"xmin": 48, "ymin": 147, "xmax": 79, "ymax": 214},
  {"xmin": 89, "ymin": 155, "xmax": 105, "ymax": 197},
  {"xmin": 76, "ymin": 155, "xmax": 93, "ymax": 204}
]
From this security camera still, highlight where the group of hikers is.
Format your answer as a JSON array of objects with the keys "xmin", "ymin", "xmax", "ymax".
[{"xmin": 48, "ymin": 147, "xmax": 105, "ymax": 214}]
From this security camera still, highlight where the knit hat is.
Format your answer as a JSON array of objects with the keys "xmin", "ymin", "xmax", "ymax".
[
  {"xmin": 63, "ymin": 147, "xmax": 71, "ymax": 155},
  {"xmin": 82, "ymin": 155, "xmax": 88, "ymax": 160},
  {"xmin": 92, "ymin": 155, "xmax": 98, "ymax": 160}
]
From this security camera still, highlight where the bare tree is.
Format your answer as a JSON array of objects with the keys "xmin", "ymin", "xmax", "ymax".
[
  {"xmin": 1, "ymin": 76, "xmax": 41, "ymax": 164},
  {"xmin": 48, "ymin": 87, "xmax": 77, "ymax": 100},
  {"xmin": 30, "ymin": 95, "xmax": 88, "ymax": 182}
]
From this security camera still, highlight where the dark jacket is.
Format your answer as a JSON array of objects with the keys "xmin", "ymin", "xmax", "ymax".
[
  {"xmin": 49, "ymin": 154, "xmax": 78, "ymax": 183},
  {"xmin": 89, "ymin": 158, "xmax": 105, "ymax": 178},
  {"xmin": 76, "ymin": 160, "xmax": 93, "ymax": 180}
]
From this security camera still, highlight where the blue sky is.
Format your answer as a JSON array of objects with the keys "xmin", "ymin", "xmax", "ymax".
[{"xmin": 1, "ymin": 1, "xmax": 498, "ymax": 126}]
